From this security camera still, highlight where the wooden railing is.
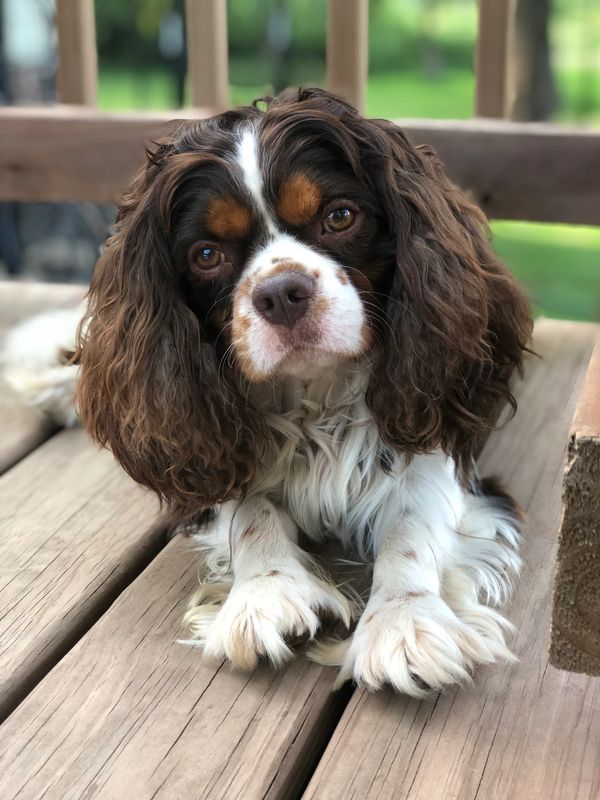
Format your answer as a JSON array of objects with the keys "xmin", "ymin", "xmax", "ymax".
[{"xmin": 0, "ymin": 0, "xmax": 598, "ymax": 227}]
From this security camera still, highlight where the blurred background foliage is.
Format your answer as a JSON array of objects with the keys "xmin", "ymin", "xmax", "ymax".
[
  {"xmin": 1, "ymin": 0, "xmax": 598, "ymax": 320},
  {"xmin": 93, "ymin": 0, "xmax": 599, "ymax": 322}
]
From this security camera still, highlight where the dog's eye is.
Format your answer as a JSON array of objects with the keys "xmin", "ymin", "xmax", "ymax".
[
  {"xmin": 189, "ymin": 243, "xmax": 223, "ymax": 272},
  {"xmin": 324, "ymin": 206, "xmax": 356, "ymax": 233}
]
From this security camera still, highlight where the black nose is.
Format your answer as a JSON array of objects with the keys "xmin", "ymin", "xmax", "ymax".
[{"xmin": 252, "ymin": 272, "xmax": 315, "ymax": 328}]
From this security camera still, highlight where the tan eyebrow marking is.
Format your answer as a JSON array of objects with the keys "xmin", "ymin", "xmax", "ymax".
[
  {"xmin": 206, "ymin": 196, "xmax": 253, "ymax": 239},
  {"xmin": 277, "ymin": 174, "xmax": 322, "ymax": 226}
]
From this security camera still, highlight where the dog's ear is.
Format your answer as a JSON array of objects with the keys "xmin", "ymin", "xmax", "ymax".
[
  {"xmin": 75, "ymin": 138, "xmax": 262, "ymax": 517},
  {"xmin": 362, "ymin": 120, "xmax": 533, "ymax": 471}
]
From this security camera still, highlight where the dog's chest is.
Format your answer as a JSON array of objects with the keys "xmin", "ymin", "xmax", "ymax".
[{"xmin": 259, "ymin": 381, "xmax": 395, "ymax": 545}]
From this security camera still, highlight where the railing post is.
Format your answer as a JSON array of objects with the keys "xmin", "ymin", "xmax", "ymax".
[
  {"xmin": 185, "ymin": 0, "xmax": 229, "ymax": 112},
  {"xmin": 475, "ymin": 0, "xmax": 515, "ymax": 117},
  {"xmin": 326, "ymin": 0, "xmax": 368, "ymax": 114},
  {"xmin": 55, "ymin": 0, "xmax": 98, "ymax": 105}
]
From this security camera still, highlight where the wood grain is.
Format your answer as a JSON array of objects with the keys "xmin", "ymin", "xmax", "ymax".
[
  {"xmin": 185, "ymin": 0, "xmax": 229, "ymax": 112},
  {"xmin": 1, "ymin": 108, "xmax": 599, "ymax": 224},
  {"xmin": 55, "ymin": 0, "xmax": 98, "ymax": 105},
  {"xmin": 0, "ymin": 107, "xmax": 210, "ymax": 204},
  {"xmin": 475, "ymin": 0, "xmax": 514, "ymax": 117},
  {"xmin": 551, "ymin": 341, "xmax": 600, "ymax": 675},
  {"xmin": 304, "ymin": 319, "xmax": 600, "ymax": 800},
  {"xmin": 0, "ymin": 535, "xmax": 349, "ymax": 800},
  {"xmin": 327, "ymin": 0, "xmax": 368, "ymax": 114},
  {"xmin": 0, "ymin": 428, "xmax": 163, "ymax": 722},
  {"xmin": 0, "ymin": 281, "xmax": 85, "ymax": 473}
]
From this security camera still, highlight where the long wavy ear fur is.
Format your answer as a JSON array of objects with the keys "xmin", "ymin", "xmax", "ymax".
[
  {"xmin": 75, "ymin": 139, "xmax": 263, "ymax": 517},
  {"xmin": 360, "ymin": 118, "xmax": 533, "ymax": 471}
]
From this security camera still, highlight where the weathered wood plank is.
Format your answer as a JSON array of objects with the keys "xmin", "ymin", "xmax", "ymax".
[
  {"xmin": 475, "ymin": 0, "xmax": 514, "ymax": 117},
  {"xmin": 304, "ymin": 319, "xmax": 600, "ymax": 800},
  {"xmin": 551, "ymin": 340, "xmax": 600, "ymax": 675},
  {"xmin": 0, "ymin": 282, "xmax": 85, "ymax": 473},
  {"xmin": 0, "ymin": 534, "xmax": 348, "ymax": 800},
  {"xmin": 0, "ymin": 107, "xmax": 210, "ymax": 204},
  {"xmin": 400, "ymin": 118, "xmax": 600, "ymax": 225},
  {"xmin": 0, "ymin": 108, "xmax": 598, "ymax": 224},
  {"xmin": 55, "ymin": 0, "xmax": 98, "ymax": 105},
  {"xmin": 327, "ymin": 0, "xmax": 368, "ymax": 114},
  {"xmin": 0, "ymin": 427, "xmax": 163, "ymax": 722},
  {"xmin": 185, "ymin": 0, "xmax": 229, "ymax": 112}
]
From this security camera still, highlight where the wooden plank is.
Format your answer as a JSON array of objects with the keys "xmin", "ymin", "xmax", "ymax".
[
  {"xmin": 0, "ymin": 282, "xmax": 85, "ymax": 473},
  {"xmin": 304, "ymin": 319, "xmax": 600, "ymax": 800},
  {"xmin": 0, "ymin": 534, "xmax": 349, "ymax": 800},
  {"xmin": 326, "ymin": 0, "xmax": 368, "ymax": 113},
  {"xmin": 0, "ymin": 108, "xmax": 598, "ymax": 224},
  {"xmin": 185, "ymin": 0, "xmax": 229, "ymax": 112},
  {"xmin": 475, "ymin": 0, "xmax": 514, "ymax": 117},
  {"xmin": 0, "ymin": 427, "xmax": 163, "ymax": 722},
  {"xmin": 551, "ymin": 341, "xmax": 600, "ymax": 675},
  {"xmin": 0, "ymin": 107, "xmax": 211, "ymax": 204},
  {"xmin": 400, "ymin": 117, "xmax": 600, "ymax": 225},
  {"xmin": 55, "ymin": 0, "xmax": 98, "ymax": 105}
]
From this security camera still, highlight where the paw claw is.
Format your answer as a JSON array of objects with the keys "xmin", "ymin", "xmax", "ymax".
[
  {"xmin": 187, "ymin": 568, "xmax": 352, "ymax": 670},
  {"xmin": 339, "ymin": 592, "xmax": 512, "ymax": 695}
]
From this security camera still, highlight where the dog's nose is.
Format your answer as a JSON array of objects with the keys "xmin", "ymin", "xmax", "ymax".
[{"xmin": 252, "ymin": 272, "xmax": 315, "ymax": 328}]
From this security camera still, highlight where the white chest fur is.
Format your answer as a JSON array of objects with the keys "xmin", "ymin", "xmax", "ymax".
[{"xmin": 252, "ymin": 365, "xmax": 402, "ymax": 553}]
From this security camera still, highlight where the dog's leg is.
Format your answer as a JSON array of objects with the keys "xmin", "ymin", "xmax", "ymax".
[
  {"xmin": 185, "ymin": 497, "xmax": 352, "ymax": 670},
  {"xmin": 442, "ymin": 484, "xmax": 522, "ymax": 659},
  {"xmin": 335, "ymin": 453, "xmax": 517, "ymax": 695}
]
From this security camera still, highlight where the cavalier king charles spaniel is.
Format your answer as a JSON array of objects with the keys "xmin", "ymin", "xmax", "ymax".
[{"xmin": 3, "ymin": 88, "xmax": 533, "ymax": 695}]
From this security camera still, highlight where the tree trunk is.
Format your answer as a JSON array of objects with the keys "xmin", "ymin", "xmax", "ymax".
[{"xmin": 509, "ymin": 0, "xmax": 559, "ymax": 121}]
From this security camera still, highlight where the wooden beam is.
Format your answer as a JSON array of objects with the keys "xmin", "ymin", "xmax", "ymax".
[
  {"xmin": 55, "ymin": 0, "xmax": 98, "ymax": 105},
  {"xmin": 1, "ymin": 108, "xmax": 599, "ymax": 225},
  {"xmin": 185, "ymin": 0, "xmax": 229, "ymax": 112},
  {"xmin": 551, "ymin": 341, "xmax": 600, "ymax": 676},
  {"xmin": 326, "ymin": 0, "xmax": 368, "ymax": 113},
  {"xmin": 0, "ymin": 106, "xmax": 211, "ymax": 204},
  {"xmin": 475, "ymin": 0, "xmax": 514, "ymax": 117}
]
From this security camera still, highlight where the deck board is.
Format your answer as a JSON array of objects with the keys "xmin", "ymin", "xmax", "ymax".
[
  {"xmin": 0, "ymin": 535, "xmax": 347, "ymax": 800},
  {"xmin": 0, "ymin": 281, "xmax": 84, "ymax": 473},
  {"xmin": 303, "ymin": 319, "xmax": 600, "ymax": 800},
  {"xmin": 0, "ymin": 428, "xmax": 163, "ymax": 721}
]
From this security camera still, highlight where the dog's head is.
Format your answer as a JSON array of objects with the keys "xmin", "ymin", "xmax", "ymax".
[{"xmin": 76, "ymin": 88, "xmax": 532, "ymax": 515}]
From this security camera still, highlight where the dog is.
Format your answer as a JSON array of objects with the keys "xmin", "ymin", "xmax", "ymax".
[{"xmin": 3, "ymin": 88, "xmax": 533, "ymax": 695}]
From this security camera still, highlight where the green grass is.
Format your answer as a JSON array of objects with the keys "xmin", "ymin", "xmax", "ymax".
[
  {"xmin": 97, "ymin": 64, "xmax": 599, "ymax": 322},
  {"xmin": 367, "ymin": 69, "xmax": 474, "ymax": 119},
  {"xmin": 98, "ymin": 67, "xmax": 177, "ymax": 111},
  {"xmin": 491, "ymin": 222, "xmax": 600, "ymax": 322}
]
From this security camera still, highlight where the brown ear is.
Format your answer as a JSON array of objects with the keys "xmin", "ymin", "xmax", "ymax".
[
  {"xmin": 363, "ymin": 121, "xmax": 533, "ymax": 471},
  {"xmin": 75, "ymin": 144, "xmax": 262, "ymax": 517}
]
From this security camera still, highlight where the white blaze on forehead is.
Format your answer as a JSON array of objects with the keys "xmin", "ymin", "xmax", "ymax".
[{"xmin": 236, "ymin": 127, "xmax": 277, "ymax": 236}]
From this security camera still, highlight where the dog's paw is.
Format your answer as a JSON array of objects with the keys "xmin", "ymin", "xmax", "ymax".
[
  {"xmin": 336, "ymin": 591, "xmax": 511, "ymax": 696},
  {"xmin": 190, "ymin": 567, "xmax": 352, "ymax": 670}
]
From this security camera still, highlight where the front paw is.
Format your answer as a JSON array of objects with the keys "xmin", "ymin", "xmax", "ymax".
[
  {"xmin": 198, "ymin": 568, "xmax": 352, "ymax": 670},
  {"xmin": 337, "ymin": 591, "xmax": 508, "ymax": 695}
]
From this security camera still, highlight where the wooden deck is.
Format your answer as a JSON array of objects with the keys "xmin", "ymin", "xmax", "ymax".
[{"xmin": 0, "ymin": 282, "xmax": 598, "ymax": 800}]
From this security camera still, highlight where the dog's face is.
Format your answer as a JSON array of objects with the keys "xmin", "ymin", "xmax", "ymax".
[
  {"xmin": 76, "ymin": 89, "xmax": 532, "ymax": 515},
  {"xmin": 171, "ymin": 116, "xmax": 393, "ymax": 383}
]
